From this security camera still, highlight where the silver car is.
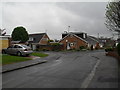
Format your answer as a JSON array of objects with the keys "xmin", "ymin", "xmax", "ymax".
[{"xmin": 2, "ymin": 44, "xmax": 33, "ymax": 56}]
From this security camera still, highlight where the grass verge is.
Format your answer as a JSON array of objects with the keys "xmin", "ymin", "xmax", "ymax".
[
  {"xmin": 31, "ymin": 52, "xmax": 48, "ymax": 57},
  {"xmin": 0, "ymin": 54, "xmax": 32, "ymax": 65}
]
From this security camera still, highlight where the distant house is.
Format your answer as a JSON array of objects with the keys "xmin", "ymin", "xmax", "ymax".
[
  {"xmin": 84, "ymin": 35, "xmax": 100, "ymax": 49},
  {"xmin": 0, "ymin": 35, "xmax": 11, "ymax": 51},
  {"xmin": 59, "ymin": 32, "xmax": 100, "ymax": 50},
  {"xmin": 28, "ymin": 33, "xmax": 50, "ymax": 50},
  {"xmin": 98, "ymin": 38, "xmax": 116, "ymax": 47}
]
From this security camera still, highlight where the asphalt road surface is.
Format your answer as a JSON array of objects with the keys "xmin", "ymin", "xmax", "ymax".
[{"xmin": 2, "ymin": 50, "xmax": 119, "ymax": 88}]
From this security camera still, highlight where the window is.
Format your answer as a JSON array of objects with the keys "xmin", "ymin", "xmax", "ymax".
[
  {"xmin": 8, "ymin": 45, "xmax": 14, "ymax": 48},
  {"xmin": 70, "ymin": 43, "xmax": 74, "ymax": 46},
  {"xmin": 83, "ymin": 33, "xmax": 86, "ymax": 38},
  {"xmin": 18, "ymin": 46, "xmax": 22, "ymax": 48},
  {"xmin": 29, "ymin": 37, "xmax": 33, "ymax": 41},
  {"xmin": 14, "ymin": 45, "xmax": 18, "ymax": 48},
  {"xmin": 13, "ymin": 45, "xmax": 22, "ymax": 48},
  {"xmin": 42, "ymin": 38, "xmax": 48, "ymax": 41}
]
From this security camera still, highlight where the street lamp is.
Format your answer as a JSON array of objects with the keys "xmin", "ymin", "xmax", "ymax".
[{"xmin": 68, "ymin": 26, "xmax": 70, "ymax": 33}]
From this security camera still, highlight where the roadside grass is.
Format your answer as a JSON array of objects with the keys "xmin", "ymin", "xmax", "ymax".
[
  {"xmin": 0, "ymin": 54, "xmax": 32, "ymax": 65},
  {"xmin": 31, "ymin": 52, "xmax": 48, "ymax": 57},
  {"xmin": 0, "ymin": 52, "xmax": 48, "ymax": 65}
]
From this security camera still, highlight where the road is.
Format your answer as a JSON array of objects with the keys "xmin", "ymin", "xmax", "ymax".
[{"xmin": 2, "ymin": 50, "xmax": 119, "ymax": 88}]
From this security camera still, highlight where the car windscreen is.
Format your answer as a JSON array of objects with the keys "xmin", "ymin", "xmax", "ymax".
[{"xmin": 8, "ymin": 45, "xmax": 14, "ymax": 48}]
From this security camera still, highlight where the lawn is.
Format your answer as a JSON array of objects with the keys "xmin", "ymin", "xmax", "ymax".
[
  {"xmin": 0, "ymin": 54, "xmax": 32, "ymax": 65},
  {"xmin": 31, "ymin": 52, "xmax": 48, "ymax": 57},
  {"xmin": 0, "ymin": 52, "xmax": 48, "ymax": 65}
]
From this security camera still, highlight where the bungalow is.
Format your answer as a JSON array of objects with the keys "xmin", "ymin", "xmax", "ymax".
[
  {"xmin": 28, "ymin": 33, "xmax": 50, "ymax": 50},
  {"xmin": 59, "ymin": 32, "xmax": 88, "ymax": 50},
  {"xmin": 59, "ymin": 32, "xmax": 100, "ymax": 50}
]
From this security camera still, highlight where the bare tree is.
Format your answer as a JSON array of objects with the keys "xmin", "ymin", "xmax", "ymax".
[{"xmin": 105, "ymin": 1, "xmax": 120, "ymax": 34}]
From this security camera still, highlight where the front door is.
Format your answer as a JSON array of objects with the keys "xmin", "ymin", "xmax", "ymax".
[
  {"xmin": 67, "ymin": 42, "xmax": 70, "ymax": 50},
  {"xmin": 32, "ymin": 44, "xmax": 36, "ymax": 50}
]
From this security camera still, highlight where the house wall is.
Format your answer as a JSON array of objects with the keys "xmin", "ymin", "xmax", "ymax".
[
  {"xmin": 0, "ymin": 37, "xmax": 10, "ymax": 51},
  {"xmin": 39, "ymin": 34, "xmax": 50, "ymax": 45},
  {"xmin": 60, "ymin": 35, "xmax": 88, "ymax": 50}
]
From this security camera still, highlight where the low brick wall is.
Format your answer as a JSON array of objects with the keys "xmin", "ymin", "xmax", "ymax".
[
  {"xmin": 106, "ymin": 51, "xmax": 120, "ymax": 85},
  {"xmin": 36, "ymin": 44, "xmax": 64, "ymax": 51},
  {"xmin": 106, "ymin": 51, "xmax": 120, "ymax": 60}
]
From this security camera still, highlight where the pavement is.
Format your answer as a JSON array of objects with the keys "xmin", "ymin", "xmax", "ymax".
[
  {"xmin": 2, "ymin": 50, "xmax": 119, "ymax": 88},
  {"xmin": 2, "ymin": 56, "xmax": 47, "ymax": 73}
]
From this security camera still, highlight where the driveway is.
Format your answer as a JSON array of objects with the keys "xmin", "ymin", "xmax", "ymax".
[{"xmin": 2, "ymin": 50, "xmax": 119, "ymax": 88}]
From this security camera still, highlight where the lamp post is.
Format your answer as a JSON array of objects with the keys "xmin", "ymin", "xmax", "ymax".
[{"xmin": 68, "ymin": 26, "xmax": 70, "ymax": 33}]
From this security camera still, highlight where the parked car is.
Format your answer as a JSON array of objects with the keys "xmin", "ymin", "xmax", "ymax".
[{"xmin": 2, "ymin": 44, "xmax": 33, "ymax": 56}]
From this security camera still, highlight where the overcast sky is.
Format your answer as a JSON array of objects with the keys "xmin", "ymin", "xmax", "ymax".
[{"xmin": 1, "ymin": 1, "xmax": 114, "ymax": 40}]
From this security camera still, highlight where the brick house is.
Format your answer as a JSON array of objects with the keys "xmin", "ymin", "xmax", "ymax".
[
  {"xmin": 28, "ymin": 33, "xmax": 50, "ymax": 50},
  {"xmin": 98, "ymin": 38, "xmax": 116, "ymax": 47},
  {"xmin": 59, "ymin": 33, "xmax": 88, "ymax": 50},
  {"xmin": 59, "ymin": 32, "xmax": 100, "ymax": 50}
]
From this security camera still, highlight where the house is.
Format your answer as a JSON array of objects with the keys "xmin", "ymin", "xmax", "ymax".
[
  {"xmin": 98, "ymin": 37, "xmax": 116, "ymax": 47},
  {"xmin": 59, "ymin": 32, "xmax": 88, "ymax": 50},
  {"xmin": 84, "ymin": 35, "xmax": 100, "ymax": 49},
  {"xmin": 59, "ymin": 32, "xmax": 100, "ymax": 50},
  {"xmin": 0, "ymin": 35, "xmax": 11, "ymax": 51},
  {"xmin": 28, "ymin": 33, "xmax": 50, "ymax": 50}
]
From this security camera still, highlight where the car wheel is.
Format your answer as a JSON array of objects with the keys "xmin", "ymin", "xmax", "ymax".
[
  {"xmin": 2, "ymin": 50, "xmax": 6, "ymax": 54},
  {"xmin": 17, "ymin": 52, "xmax": 22, "ymax": 56}
]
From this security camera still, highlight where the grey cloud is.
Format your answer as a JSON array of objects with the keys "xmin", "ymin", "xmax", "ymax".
[{"xmin": 2, "ymin": 2, "xmax": 113, "ymax": 39}]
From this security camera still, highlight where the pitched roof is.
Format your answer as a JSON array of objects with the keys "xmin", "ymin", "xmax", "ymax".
[
  {"xmin": 0, "ymin": 35, "xmax": 10, "ymax": 38},
  {"xmin": 84, "ymin": 36, "xmax": 99, "ymax": 45},
  {"xmin": 29, "ymin": 33, "xmax": 46, "ymax": 43},
  {"xmin": 60, "ymin": 32, "xmax": 99, "ymax": 45},
  {"xmin": 59, "ymin": 33, "xmax": 88, "ymax": 43},
  {"xmin": 62, "ymin": 32, "xmax": 87, "ymax": 39}
]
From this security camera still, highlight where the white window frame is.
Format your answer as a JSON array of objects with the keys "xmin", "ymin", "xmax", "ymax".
[{"xmin": 29, "ymin": 37, "xmax": 33, "ymax": 41}]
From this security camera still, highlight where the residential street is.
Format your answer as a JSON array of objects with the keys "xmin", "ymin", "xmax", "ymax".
[{"xmin": 2, "ymin": 50, "xmax": 119, "ymax": 88}]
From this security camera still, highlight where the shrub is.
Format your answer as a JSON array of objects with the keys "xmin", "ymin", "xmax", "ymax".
[
  {"xmin": 95, "ymin": 47, "xmax": 98, "ymax": 50},
  {"xmin": 42, "ymin": 48, "xmax": 48, "ymax": 51},
  {"xmin": 105, "ymin": 47, "xmax": 113, "ymax": 52},
  {"xmin": 76, "ymin": 49, "xmax": 80, "ymax": 51},
  {"xmin": 117, "ymin": 43, "xmax": 120, "ymax": 56},
  {"xmin": 79, "ymin": 46, "xmax": 85, "ymax": 50},
  {"xmin": 48, "ymin": 40, "xmax": 54, "ymax": 43}
]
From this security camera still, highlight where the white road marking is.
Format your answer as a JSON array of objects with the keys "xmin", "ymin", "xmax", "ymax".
[
  {"xmin": 81, "ymin": 59, "xmax": 101, "ymax": 88},
  {"xmin": 51, "ymin": 60, "xmax": 62, "ymax": 67}
]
